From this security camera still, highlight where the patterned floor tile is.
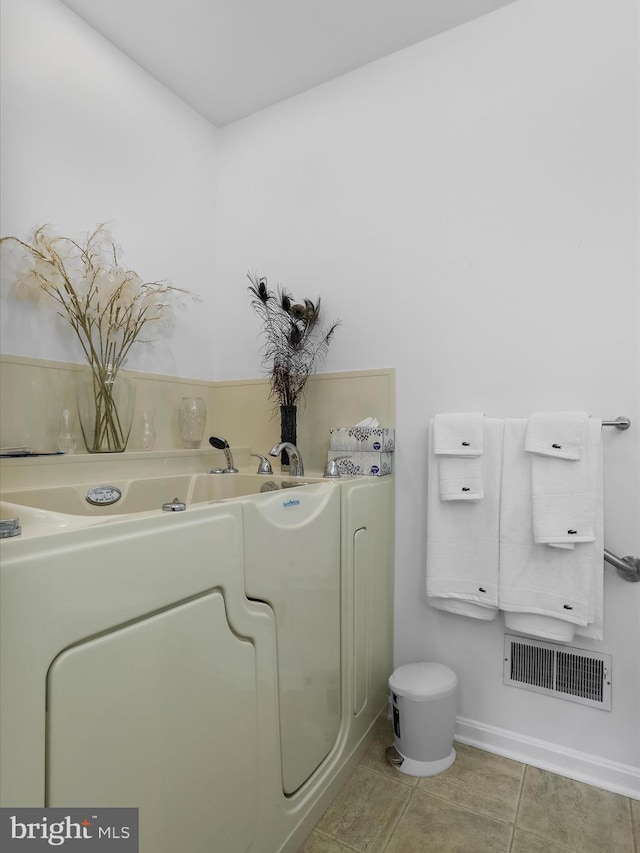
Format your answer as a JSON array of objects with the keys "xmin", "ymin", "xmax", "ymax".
[
  {"xmin": 511, "ymin": 828, "xmax": 582, "ymax": 853},
  {"xmin": 385, "ymin": 789, "xmax": 512, "ymax": 853},
  {"xmin": 297, "ymin": 830, "xmax": 357, "ymax": 852},
  {"xmin": 517, "ymin": 766, "xmax": 635, "ymax": 853},
  {"xmin": 631, "ymin": 798, "xmax": 639, "ymax": 847},
  {"xmin": 417, "ymin": 742, "xmax": 524, "ymax": 823},
  {"xmin": 314, "ymin": 765, "xmax": 411, "ymax": 852}
]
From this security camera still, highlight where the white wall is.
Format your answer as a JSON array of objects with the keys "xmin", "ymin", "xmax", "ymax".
[
  {"xmin": 0, "ymin": 0, "xmax": 218, "ymax": 380},
  {"xmin": 216, "ymin": 0, "xmax": 640, "ymax": 790}
]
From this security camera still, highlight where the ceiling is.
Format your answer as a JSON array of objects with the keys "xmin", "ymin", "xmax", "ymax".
[{"xmin": 59, "ymin": 0, "xmax": 516, "ymax": 127}]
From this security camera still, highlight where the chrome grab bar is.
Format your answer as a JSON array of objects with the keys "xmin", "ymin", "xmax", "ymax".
[
  {"xmin": 604, "ymin": 549, "xmax": 640, "ymax": 582},
  {"xmin": 601, "ymin": 419, "xmax": 636, "ymax": 579}
]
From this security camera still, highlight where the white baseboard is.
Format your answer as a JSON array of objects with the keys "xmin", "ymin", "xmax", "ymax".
[{"xmin": 455, "ymin": 716, "xmax": 640, "ymax": 800}]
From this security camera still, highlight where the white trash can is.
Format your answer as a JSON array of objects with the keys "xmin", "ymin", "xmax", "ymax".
[{"xmin": 387, "ymin": 662, "xmax": 457, "ymax": 777}]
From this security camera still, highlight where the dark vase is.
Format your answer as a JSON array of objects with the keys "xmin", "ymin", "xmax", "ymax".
[{"xmin": 279, "ymin": 404, "xmax": 297, "ymax": 468}]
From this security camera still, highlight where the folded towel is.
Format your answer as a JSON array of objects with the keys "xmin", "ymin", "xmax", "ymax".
[
  {"xmin": 430, "ymin": 599, "xmax": 499, "ymax": 621},
  {"xmin": 433, "ymin": 413, "xmax": 484, "ymax": 456},
  {"xmin": 426, "ymin": 418, "xmax": 503, "ymax": 619},
  {"xmin": 499, "ymin": 418, "xmax": 603, "ymax": 639},
  {"xmin": 528, "ymin": 418, "xmax": 595, "ymax": 548},
  {"xmin": 504, "ymin": 612, "xmax": 578, "ymax": 643},
  {"xmin": 438, "ymin": 455, "xmax": 484, "ymax": 500},
  {"xmin": 531, "ymin": 490, "xmax": 595, "ymax": 548},
  {"xmin": 525, "ymin": 411, "xmax": 588, "ymax": 460}
]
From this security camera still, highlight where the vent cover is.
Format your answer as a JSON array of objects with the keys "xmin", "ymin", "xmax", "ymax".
[{"xmin": 503, "ymin": 634, "xmax": 612, "ymax": 710}]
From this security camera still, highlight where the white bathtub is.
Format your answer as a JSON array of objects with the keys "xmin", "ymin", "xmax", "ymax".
[
  {"xmin": 1, "ymin": 472, "xmax": 325, "ymax": 517},
  {"xmin": 0, "ymin": 464, "xmax": 394, "ymax": 853}
]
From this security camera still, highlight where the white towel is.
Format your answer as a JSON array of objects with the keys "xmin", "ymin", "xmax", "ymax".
[
  {"xmin": 433, "ymin": 413, "xmax": 484, "ymax": 456},
  {"xmin": 573, "ymin": 422, "xmax": 603, "ymax": 641},
  {"xmin": 426, "ymin": 418, "xmax": 503, "ymax": 620},
  {"xmin": 526, "ymin": 411, "xmax": 594, "ymax": 549},
  {"xmin": 525, "ymin": 411, "xmax": 588, "ymax": 460},
  {"xmin": 504, "ymin": 612, "xmax": 578, "ymax": 643},
  {"xmin": 499, "ymin": 418, "xmax": 603, "ymax": 641},
  {"xmin": 530, "ymin": 452, "xmax": 595, "ymax": 548},
  {"xmin": 435, "ymin": 412, "xmax": 485, "ymax": 500},
  {"xmin": 438, "ymin": 455, "xmax": 484, "ymax": 501}
]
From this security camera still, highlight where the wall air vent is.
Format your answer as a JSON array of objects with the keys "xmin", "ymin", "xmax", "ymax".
[{"xmin": 503, "ymin": 634, "xmax": 612, "ymax": 710}]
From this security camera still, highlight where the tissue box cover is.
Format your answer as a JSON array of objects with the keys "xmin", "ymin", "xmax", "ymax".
[
  {"xmin": 327, "ymin": 450, "xmax": 392, "ymax": 477},
  {"xmin": 329, "ymin": 427, "xmax": 395, "ymax": 452}
]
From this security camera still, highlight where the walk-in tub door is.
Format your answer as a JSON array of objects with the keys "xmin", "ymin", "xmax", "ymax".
[
  {"xmin": 243, "ymin": 484, "xmax": 341, "ymax": 795},
  {"xmin": 47, "ymin": 592, "xmax": 258, "ymax": 853}
]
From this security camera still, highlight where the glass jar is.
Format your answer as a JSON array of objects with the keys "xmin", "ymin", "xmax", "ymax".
[
  {"xmin": 57, "ymin": 408, "xmax": 77, "ymax": 454},
  {"xmin": 178, "ymin": 397, "xmax": 206, "ymax": 448},
  {"xmin": 140, "ymin": 409, "xmax": 156, "ymax": 451}
]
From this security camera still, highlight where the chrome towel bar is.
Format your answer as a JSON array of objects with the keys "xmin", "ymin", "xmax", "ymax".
[
  {"xmin": 508, "ymin": 417, "xmax": 629, "ymax": 428},
  {"xmin": 604, "ymin": 550, "xmax": 640, "ymax": 582},
  {"xmin": 602, "ymin": 416, "xmax": 631, "ymax": 429}
]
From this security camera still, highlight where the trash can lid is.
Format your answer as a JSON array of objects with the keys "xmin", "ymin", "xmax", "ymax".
[{"xmin": 389, "ymin": 662, "xmax": 457, "ymax": 699}]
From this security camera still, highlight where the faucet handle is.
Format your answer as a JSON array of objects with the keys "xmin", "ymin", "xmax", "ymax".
[
  {"xmin": 323, "ymin": 455, "xmax": 350, "ymax": 478},
  {"xmin": 251, "ymin": 453, "xmax": 273, "ymax": 475}
]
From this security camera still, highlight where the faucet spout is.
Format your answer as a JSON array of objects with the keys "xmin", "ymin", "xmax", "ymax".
[{"xmin": 269, "ymin": 442, "xmax": 305, "ymax": 477}]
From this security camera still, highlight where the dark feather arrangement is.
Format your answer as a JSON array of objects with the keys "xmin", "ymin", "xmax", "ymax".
[{"xmin": 247, "ymin": 272, "xmax": 340, "ymax": 407}]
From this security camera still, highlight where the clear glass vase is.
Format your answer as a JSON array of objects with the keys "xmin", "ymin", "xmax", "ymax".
[
  {"xmin": 57, "ymin": 408, "xmax": 77, "ymax": 454},
  {"xmin": 179, "ymin": 397, "xmax": 206, "ymax": 448},
  {"xmin": 76, "ymin": 366, "xmax": 136, "ymax": 453},
  {"xmin": 140, "ymin": 409, "xmax": 156, "ymax": 451}
]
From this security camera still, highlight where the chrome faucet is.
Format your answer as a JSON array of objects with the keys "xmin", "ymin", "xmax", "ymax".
[
  {"xmin": 208, "ymin": 436, "xmax": 238, "ymax": 473},
  {"xmin": 269, "ymin": 442, "xmax": 304, "ymax": 477},
  {"xmin": 251, "ymin": 453, "xmax": 273, "ymax": 475}
]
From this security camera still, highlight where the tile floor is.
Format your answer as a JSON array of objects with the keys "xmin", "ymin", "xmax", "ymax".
[{"xmin": 298, "ymin": 716, "xmax": 640, "ymax": 853}]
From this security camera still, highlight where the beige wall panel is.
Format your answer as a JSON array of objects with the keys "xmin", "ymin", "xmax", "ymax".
[{"xmin": 1, "ymin": 356, "xmax": 394, "ymax": 475}]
